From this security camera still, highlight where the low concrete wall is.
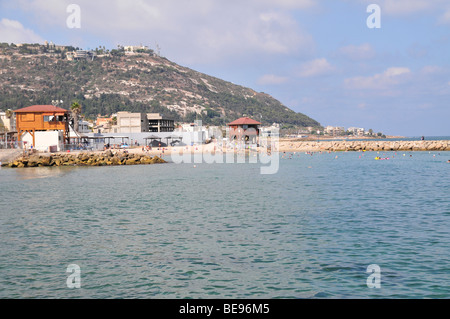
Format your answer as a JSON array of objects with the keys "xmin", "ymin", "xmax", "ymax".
[{"xmin": 279, "ymin": 140, "xmax": 450, "ymax": 152}]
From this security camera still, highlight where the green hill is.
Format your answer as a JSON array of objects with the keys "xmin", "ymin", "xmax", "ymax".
[{"xmin": 0, "ymin": 43, "xmax": 321, "ymax": 128}]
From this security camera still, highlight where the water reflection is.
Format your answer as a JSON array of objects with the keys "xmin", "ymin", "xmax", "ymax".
[{"xmin": 13, "ymin": 167, "xmax": 76, "ymax": 180}]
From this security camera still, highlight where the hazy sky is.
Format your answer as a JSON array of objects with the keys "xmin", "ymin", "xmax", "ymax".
[{"xmin": 1, "ymin": 0, "xmax": 449, "ymax": 136}]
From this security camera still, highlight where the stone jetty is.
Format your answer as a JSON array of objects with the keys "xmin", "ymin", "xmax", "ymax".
[
  {"xmin": 3, "ymin": 150, "xmax": 167, "ymax": 168},
  {"xmin": 279, "ymin": 140, "xmax": 450, "ymax": 152},
  {"xmin": 0, "ymin": 149, "xmax": 23, "ymax": 164}
]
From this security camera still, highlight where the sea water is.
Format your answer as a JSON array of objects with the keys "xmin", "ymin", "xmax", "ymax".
[{"xmin": 0, "ymin": 151, "xmax": 449, "ymax": 298}]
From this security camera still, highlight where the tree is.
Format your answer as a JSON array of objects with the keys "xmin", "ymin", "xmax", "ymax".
[
  {"xmin": 71, "ymin": 101, "xmax": 82, "ymax": 133},
  {"xmin": 5, "ymin": 109, "xmax": 13, "ymax": 119}
]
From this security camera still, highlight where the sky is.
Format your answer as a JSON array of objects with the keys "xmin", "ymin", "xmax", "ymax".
[{"xmin": 0, "ymin": 0, "xmax": 449, "ymax": 136}]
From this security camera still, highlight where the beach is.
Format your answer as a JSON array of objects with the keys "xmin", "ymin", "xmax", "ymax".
[{"xmin": 3, "ymin": 139, "xmax": 450, "ymax": 168}]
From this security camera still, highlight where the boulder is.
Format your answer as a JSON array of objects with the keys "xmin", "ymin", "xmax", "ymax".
[
  {"xmin": 79, "ymin": 154, "xmax": 90, "ymax": 162},
  {"xmin": 40, "ymin": 156, "xmax": 52, "ymax": 166},
  {"xmin": 125, "ymin": 158, "xmax": 141, "ymax": 165},
  {"xmin": 104, "ymin": 150, "xmax": 114, "ymax": 158}
]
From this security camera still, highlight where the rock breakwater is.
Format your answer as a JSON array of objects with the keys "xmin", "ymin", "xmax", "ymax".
[
  {"xmin": 3, "ymin": 151, "xmax": 167, "ymax": 168},
  {"xmin": 279, "ymin": 140, "xmax": 450, "ymax": 152}
]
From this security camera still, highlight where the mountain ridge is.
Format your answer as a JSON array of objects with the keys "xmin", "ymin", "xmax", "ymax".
[{"xmin": 0, "ymin": 43, "xmax": 321, "ymax": 128}]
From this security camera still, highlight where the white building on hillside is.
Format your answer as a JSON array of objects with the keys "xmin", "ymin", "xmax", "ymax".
[
  {"xmin": 325, "ymin": 126, "xmax": 345, "ymax": 136},
  {"xmin": 347, "ymin": 127, "xmax": 365, "ymax": 136},
  {"xmin": 0, "ymin": 110, "xmax": 16, "ymax": 132}
]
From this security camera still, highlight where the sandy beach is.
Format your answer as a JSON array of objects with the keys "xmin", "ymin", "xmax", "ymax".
[{"xmin": 3, "ymin": 138, "xmax": 450, "ymax": 168}]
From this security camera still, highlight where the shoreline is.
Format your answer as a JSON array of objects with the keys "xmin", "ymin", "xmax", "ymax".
[
  {"xmin": 284, "ymin": 135, "xmax": 406, "ymax": 142},
  {"xmin": 2, "ymin": 139, "xmax": 450, "ymax": 168},
  {"xmin": 278, "ymin": 140, "xmax": 450, "ymax": 152}
]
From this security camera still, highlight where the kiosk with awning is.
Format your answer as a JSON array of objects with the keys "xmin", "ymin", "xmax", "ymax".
[
  {"xmin": 144, "ymin": 135, "xmax": 163, "ymax": 147},
  {"xmin": 165, "ymin": 136, "xmax": 183, "ymax": 146}
]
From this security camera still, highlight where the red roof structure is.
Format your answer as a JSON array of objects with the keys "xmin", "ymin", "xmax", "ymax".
[
  {"xmin": 228, "ymin": 117, "xmax": 261, "ymax": 126},
  {"xmin": 227, "ymin": 117, "xmax": 261, "ymax": 144},
  {"xmin": 15, "ymin": 105, "xmax": 70, "ymax": 147},
  {"xmin": 14, "ymin": 105, "xmax": 68, "ymax": 113}
]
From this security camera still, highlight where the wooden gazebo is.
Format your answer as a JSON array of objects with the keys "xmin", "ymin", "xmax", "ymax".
[{"xmin": 227, "ymin": 117, "xmax": 261, "ymax": 144}]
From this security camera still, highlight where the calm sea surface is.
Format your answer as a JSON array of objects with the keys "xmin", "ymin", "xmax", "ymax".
[{"xmin": 0, "ymin": 151, "xmax": 449, "ymax": 299}]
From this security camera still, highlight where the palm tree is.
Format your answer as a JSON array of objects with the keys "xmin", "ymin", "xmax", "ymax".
[
  {"xmin": 5, "ymin": 109, "xmax": 13, "ymax": 119},
  {"xmin": 71, "ymin": 101, "xmax": 82, "ymax": 133},
  {"xmin": 3, "ymin": 109, "xmax": 14, "ymax": 132}
]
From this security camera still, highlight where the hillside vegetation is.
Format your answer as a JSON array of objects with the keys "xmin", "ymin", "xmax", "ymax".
[{"xmin": 0, "ymin": 43, "xmax": 321, "ymax": 128}]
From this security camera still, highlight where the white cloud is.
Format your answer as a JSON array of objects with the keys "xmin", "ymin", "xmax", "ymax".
[
  {"xmin": 345, "ymin": 67, "xmax": 412, "ymax": 90},
  {"xmin": 297, "ymin": 58, "xmax": 335, "ymax": 78},
  {"xmin": 12, "ymin": 0, "xmax": 316, "ymax": 65},
  {"xmin": 439, "ymin": 8, "xmax": 450, "ymax": 24},
  {"xmin": 355, "ymin": 0, "xmax": 447, "ymax": 16},
  {"xmin": 338, "ymin": 43, "xmax": 375, "ymax": 60},
  {"xmin": 382, "ymin": 0, "xmax": 435, "ymax": 15},
  {"xmin": 256, "ymin": 0, "xmax": 316, "ymax": 9},
  {"xmin": 0, "ymin": 18, "xmax": 44, "ymax": 44},
  {"xmin": 420, "ymin": 66, "xmax": 443, "ymax": 74},
  {"xmin": 257, "ymin": 74, "xmax": 289, "ymax": 85},
  {"xmin": 15, "ymin": 0, "xmax": 69, "ymax": 26},
  {"xmin": 357, "ymin": 103, "xmax": 367, "ymax": 110},
  {"xmin": 385, "ymin": 67, "xmax": 411, "ymax": 77}
]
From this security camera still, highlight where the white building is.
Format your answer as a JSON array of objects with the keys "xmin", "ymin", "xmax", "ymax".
[
  {"xmin": 124, "ymin": 45, "xmax": 149, "ymax": 55},
  {"xmin": 325, "ymin": 126, "xmax": 345, "ymax": 136},
  {"xmin": 175, "ymin": 122, "xmax": 209, "ymax": 143},
  {"xmin": 69, "ymin": 120, "xmax": 92, "ymax": 140},
  {"xmin": 177, "ymin": 123, "xmax": 201, "ymax": 133},
  {"xmin": 347, "ymin": 127, "xmax": 365, "ymax": 136},
  {"xmin": 67, "ymin": 50, "xmax": 95, "ymax": 61},
  {"xmin": 115, "ymin": 112, "xmax": 148, "ymax": 133},
  {"xmin": 0, "ymin": 110, "xmax": 16, "ymax": 132},
  {"xmin": 22, "ymin": 131, "xmax": 65, "ymax": 152},
  {"xmin": 260, "ymin": 124, "xmax": 280, "ymax": 138},
  {"xmin": 77, "ymin": 120, "xmax": 92, "ymax": 133}
]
